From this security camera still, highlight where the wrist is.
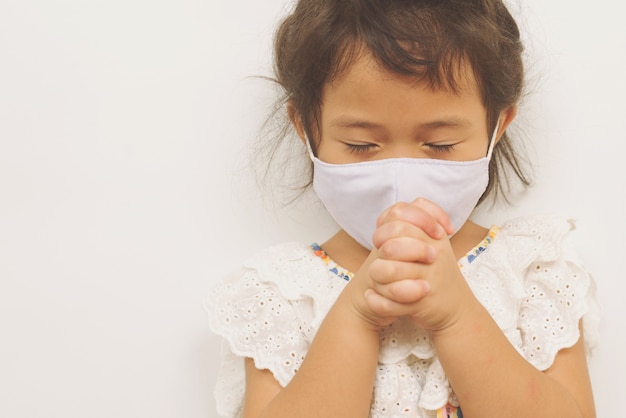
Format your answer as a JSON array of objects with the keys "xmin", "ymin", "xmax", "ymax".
[
  {"xmin": 429, "ymin": 295, "xmax": 487, "ymax": 340},
  {"xmin": 337, "ymin": 280, "xmax": 391, "ymax": 333}
]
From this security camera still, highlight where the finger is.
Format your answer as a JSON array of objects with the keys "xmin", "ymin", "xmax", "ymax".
[
  {"xmin": 372, "ymin": 219, "xmax": 433, "ymax": 250},
  {"xmin": 369, "ymin": 257, "xmax": 430, "ymax": 284},
  {"xmin": 364, "ymin": 285, "xmax": 430, "ymax": 317},
  {"xmin": 375, "ymin": 236, "xmax": 436, "ymax": 263},
  {"xmin": 409, "ymin": 198, "xmax": 454, "ymax": 235},
  {"xmin": 375, "ymin": 278, "xmax": 431, "ymax": 304},
  {"xmin": 376, "ymin": 202, "xmax": 445, "ymax": 239}
]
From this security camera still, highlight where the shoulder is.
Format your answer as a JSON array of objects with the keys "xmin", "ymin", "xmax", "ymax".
[
  {"xmin": 476, "ymin": 213, "xmax": 601, "ymax": 368},
  {"xmin": 207, "ymin": 241, "xmax": 337, "ymax": 307},
  {"xmin": 477, "ymin": 213, "xmax": 593, "ymax": 290},
  {"xmin": 489, "ymin": 213, "xmax": 581, "ymax": 269},
  {"xmin": 205, "ymin": 242, "xmax": 331, "ymax": 414},
  {"xmin": 498, "ymin": 213, "xmax": 577, "ymax": 242},
  {"xmin": 206, "ymin": 240, "xmax": 349, "ymax": 353},
  {"xmin": 206, "ymin": 241, "xmax": 346, "ymax": 390},
  {"xmin": 242, "ymin": 241, "xmax": 326, "ymax": 274}
]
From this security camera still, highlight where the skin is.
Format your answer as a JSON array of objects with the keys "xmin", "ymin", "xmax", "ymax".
[{"xmin": 241, "ymin": 50, "xmax": 596, "ymax": 418}]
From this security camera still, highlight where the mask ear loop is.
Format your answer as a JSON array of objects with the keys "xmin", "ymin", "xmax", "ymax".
[
  {"xmin": 304, "ymin": 134, "xmax": 316, "ymax": 161},
  {"xmin": 486, "ymin": 119, "xmax": 501, "ymax": 160}
]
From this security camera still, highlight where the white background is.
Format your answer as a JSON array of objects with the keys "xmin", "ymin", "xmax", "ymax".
[{"xmin": 0, "ymin": 0, "xmax": 624, "ymax": 416}]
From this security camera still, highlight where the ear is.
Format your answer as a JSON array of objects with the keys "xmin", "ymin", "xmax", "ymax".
[
  {"xmin": 287, "ymin": 101, "xmax": 306, "ymax": 145},
  {"xmin": 494, "ymin": 105, "xmax": 517, "ymax": 144}
]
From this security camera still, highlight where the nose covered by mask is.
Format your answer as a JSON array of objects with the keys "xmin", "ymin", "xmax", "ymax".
[{"xmin": 307, "ymin": 124, "xmax": 499, "ymax": 250}]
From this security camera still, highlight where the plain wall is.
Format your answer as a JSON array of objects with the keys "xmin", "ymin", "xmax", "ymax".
[{"xmin": 0, "ymin": 0, "xmax": 623, "ymax": 416}]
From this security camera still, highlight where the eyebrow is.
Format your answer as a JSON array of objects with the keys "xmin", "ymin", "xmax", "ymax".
[
  {"xmin": 419, "ymin": 118, "xmax": 472, "ymax": 129},
  {"xmin": 328, "ymin": 117, "xmax": 383, "ymax": 130},
  {"xmin": 328, "ymin": 116, "xmax": 472, "ymax": 130}
]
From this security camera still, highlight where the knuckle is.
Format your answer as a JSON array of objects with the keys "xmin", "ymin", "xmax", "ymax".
[
  {"xmin": 391, "ymin": 220, "xmax": 409, "ymax": 235},
  {"xmin": 375, "ymin": 298, "xmax": 395, "ymax": 317},
  {"xmin": 368, "ymin": 258, "xmax": 384, "ymax": 280},
  {"xmin": 388, "ymin": 281, "xmax": 404, "ymax": 301},
  {"xmin": 376, "ymin": 242, "xmax": 387, "ymax": 258},
  {"xmin": 413, "ymin": 197, "xmax": 429, "ymax": 207},
  {"xmin": 382, "ymin": 221, "xmax": 410, "ymax": 243},
  {"xmin": 387, "ymin": 202, "xmax": 408, "ymax": 219},
  {"xmin": 370, "ymin": 259, "xmax": 395, "ymax": 282},
  {"xmin": 377, "ymin": 241, "xmax": 393, "ymax": 258}
]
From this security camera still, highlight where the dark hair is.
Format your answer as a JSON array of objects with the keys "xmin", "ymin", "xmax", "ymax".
[{"xmin": 259, "ymin": 0, "xmax": 531, "ymax": 205}]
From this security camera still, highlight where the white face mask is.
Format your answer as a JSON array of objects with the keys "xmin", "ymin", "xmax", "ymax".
[{"xmin": 307, "ymin": 124, "xmax": 499, "ymax": 250}]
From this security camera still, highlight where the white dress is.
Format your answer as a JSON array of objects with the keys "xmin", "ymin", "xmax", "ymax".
[{"xmin": 206, "ymin": 215, "xmax": 600, "ymax": 417}]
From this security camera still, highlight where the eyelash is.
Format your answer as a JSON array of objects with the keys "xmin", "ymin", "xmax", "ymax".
[
  {"xmin": 345, "ymin": 143, "xmax": 377, "ymax": 153},
  {"xmin": 426, "ymin": 143, "xmax": 456, "ymax": 153},
  {"xmin": 344, "ymin": 142, "xmax": 457, "ymax": 154}
]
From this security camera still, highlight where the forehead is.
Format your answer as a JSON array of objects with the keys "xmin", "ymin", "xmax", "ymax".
[
  {"xmin": 321, "ymin": 49, "xmax": 483, "ymax": 111},
  {"xmin": 327, "ymin": 45, "xmax": 481, "ymax": 95}
]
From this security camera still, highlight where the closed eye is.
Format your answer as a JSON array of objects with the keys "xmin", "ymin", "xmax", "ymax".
[
  {"xmin": 425, "ymin": 143, "xmax": 457, "ymax": 153},
  {"xmin": 344, "ymin": 142, "xmax": 378, "ymax": 153}
]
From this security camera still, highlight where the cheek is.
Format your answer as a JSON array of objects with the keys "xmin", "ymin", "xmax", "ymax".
[
  {"xmin": 314, "ymin": 137, "xmax": 353, "ymax": 164},
  {"xmin": 459, "ymin": 138, "xmax": 491, "ymax": 161},
  {"xmin": 316, "ymin": 149, "xmax": 352, "ymax": 164},
  {"xmin": 313, "ymin": 138, "xmax": 337, "ymax": 163}
]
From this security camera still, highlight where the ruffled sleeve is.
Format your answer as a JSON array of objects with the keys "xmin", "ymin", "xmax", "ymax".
[
  {"xmin": 498, "ymin": 215, "xmax": 601, "ymax": 369},
  {"xmin": 205, "ymin": 242, "xmax": 347, "ymax": 418}
]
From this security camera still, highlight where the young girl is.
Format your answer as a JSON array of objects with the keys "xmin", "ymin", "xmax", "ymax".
[{"xmin": 207, "ymin": 1, "xmax": 599, "ymax": 417}]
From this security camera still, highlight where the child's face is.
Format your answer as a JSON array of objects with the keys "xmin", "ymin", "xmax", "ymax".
[{"xmin": 316, "ymin": 51, "xmax": 491, "ymax": 164}]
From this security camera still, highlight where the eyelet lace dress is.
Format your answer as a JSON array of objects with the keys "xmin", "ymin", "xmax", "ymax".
[{"xmin": 206, "ymin": 215, "xmax": 600, "ymax": 417}]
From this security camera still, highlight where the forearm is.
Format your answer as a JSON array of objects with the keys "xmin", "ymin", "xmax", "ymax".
[
  {"xmin": 256, "ymin": 289, "xmax": 380, "ymax": 418},
  {"xmin": 432, "ymin": 301, "xmax": 586, "ymax": 417}
]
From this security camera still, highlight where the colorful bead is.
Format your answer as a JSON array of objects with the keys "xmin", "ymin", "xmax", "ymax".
[{"xmin": 437, "ymin": 403, "xmax": 463, "ymax": 418}]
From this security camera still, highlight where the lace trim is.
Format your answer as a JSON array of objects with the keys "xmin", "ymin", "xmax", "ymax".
[
  {"xmin": 459, "ymin": 225, "xmax": 500, "ymax": 266},
  {"xmin": 310, "ymin": 243, "xmax": 354, "ymax": 281},
  {"xmin": 437, "ymin": 404, "xmax": 463, "ymax": 418}
]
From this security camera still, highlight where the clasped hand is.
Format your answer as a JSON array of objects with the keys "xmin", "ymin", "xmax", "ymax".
[{"xmin": 349, "ymin": 198, "xmax": 477, "ymax": 333}]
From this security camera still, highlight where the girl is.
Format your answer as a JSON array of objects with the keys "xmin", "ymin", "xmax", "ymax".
[{"xmin": 207, "ymin": 0, "xmax": 599, "ymax": 417}]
